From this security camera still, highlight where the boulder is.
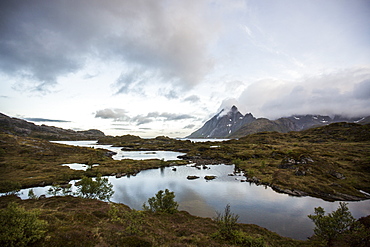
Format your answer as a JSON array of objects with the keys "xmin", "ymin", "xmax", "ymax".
[
  {"xmin": 204, "ymin": 175, "xmax": 216, "ymax": 180},
  {"xmin": 330, "ymin": 171, "xmax": 345, "ymax": 179}
]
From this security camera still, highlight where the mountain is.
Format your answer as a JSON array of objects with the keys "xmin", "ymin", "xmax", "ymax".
[
  {"xmin": 187, "ymin": 106, "xmax": 369, "ymax": 139},
  {"xmin": 0, "ymin": 112, "xmax": 105, "ymax": 140},
  {"xmin": 187, "ymin": 106, "xmax": 256, "ymax": 138},
  {"xmin": 228, "ymin": 118, "xmax": 297, "ymax": 138}
]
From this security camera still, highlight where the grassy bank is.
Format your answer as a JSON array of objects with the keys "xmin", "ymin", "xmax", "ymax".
[
  {"xmin": 0, "ymin": 133, "xmax": 186, "ymax": 192},
  {"xmin": 0, "ymin": 195, "xmax": 317, "ymax": 247}
]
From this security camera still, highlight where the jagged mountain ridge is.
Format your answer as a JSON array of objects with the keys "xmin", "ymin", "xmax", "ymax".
[
  {"xmin": 0, "ymin": 112, "xmax": 105, "ymax": 140},
  {"xmin": 187, "ymin": 106, "xmax": 369, "ymax": 139},
  {"xmin": 187, "ymin": 106, "xmax": 256, "ymax": 138}
]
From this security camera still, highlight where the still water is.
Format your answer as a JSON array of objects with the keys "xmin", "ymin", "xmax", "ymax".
[
  {"xmin": 17, "ymin": 141, "xmax": 370, "ymax": 240},
  {"xmin": 52, "ymin": 140, "xmax": 185, "ymax": 161}
]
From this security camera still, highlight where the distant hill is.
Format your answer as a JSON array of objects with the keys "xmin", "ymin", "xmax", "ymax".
[
  {"xmin": 0, "ymin": 113, "xmax": 105, "ymax": 140},
  {"xmin": 187, "ymin": 106, "xmax": 369, "ymax": 139}
]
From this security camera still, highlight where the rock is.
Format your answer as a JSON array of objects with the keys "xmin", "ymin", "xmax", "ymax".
[
  {"xmin": 204, "ymin": 175, "xmax": 217, "ymax": 180},
  {"xmin": 271, "ymin": 185, "xmax": 308, "ymax": 197},
  {"xmin": 228, "ymin": 173, "xmax": 235, "ymax": 176},
  {"xmin": 295, "ymin": 168, "xmax": 306, "ymax": 176},
  {"xmin": 330, "ymin": 171, "xmax": 345, "ymax": 179},
  {"xmin": 187, "ymin": 175, "xmax": 200, "ymax": 180},
  {"xmin": 245, "ymin": 176, "xmax": 260, "ymax": 184},
  {"xmin": 172, "ymin": 167, "xmax": 177, "ymax": 171},
  {"xmin": 279, "ymin": 156, "xmax": 314, "ymax": 169},
  {"xmin": 104, "ymin": 151, "xmax": 117, "ymax": 157},
  {"xmin": 39, "ymin": 195, "xmax": 46, "ymax": 199}
]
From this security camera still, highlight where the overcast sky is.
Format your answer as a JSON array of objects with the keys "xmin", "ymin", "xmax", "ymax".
[{"xmin": 1, "ymin": 0, "xmax": 369, "ymax": 137}]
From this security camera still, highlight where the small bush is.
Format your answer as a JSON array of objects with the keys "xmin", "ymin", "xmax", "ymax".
[
  {"xmin": 0, "ymin": 181, "xmax": 21, "ymax": 195},
  {"xmin": 109, "ymin": 204, "xmax": 144, "ymax": 235},
  {"xmin": 76, "ymin": 174, "xmax": 114, "ymax": 201},
  {"xmin": 232, "ymin": 230, "xmax": 265, "ymax": 246},
  {"xmin": 28, "ymin": 189, "xmax": 38, "ymax": 199},
  {"xmin": 0, "ymin": 202, "xmax": 48, "ymax": 247},
  {"xmin": 308, "ymin": 202, "xmax": 358, "ymax": 245},
  {"xmin": 48, "ymin": 184, "xmax": 72, "ymax": 197},
  {"xmin": 213, "ymin": 204, "xmax": 265, "ymax": 246},
  {"xmin": 142, "ymin": 189, "xmax": 178, "ymax": 214},
  {"xmin": 214, "ymin": 204, "xmax": 239, "ymax": 240}
]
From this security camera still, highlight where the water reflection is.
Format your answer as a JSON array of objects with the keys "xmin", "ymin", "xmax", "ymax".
[
  {"xmin": 11, "ymin": 164, "xmax": 370, "ymax": 240},
  {"xmin": 106, "ymin": 164, "xmax": 369, "ymax": 240},
  {"xmin": 21, "ymin": 141, "xmax": 368, "ymax": 240},
  {"xmin": 52, "ymin": 140, "xmax": 185, "ymax": 161}
]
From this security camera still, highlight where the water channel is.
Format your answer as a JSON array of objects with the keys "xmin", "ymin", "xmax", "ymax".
[{"xmin": 16, "ymin": 141, "xmax": 370, "ymax": 240}]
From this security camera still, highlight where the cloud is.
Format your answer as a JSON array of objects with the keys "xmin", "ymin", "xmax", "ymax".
[
  {"xmin": 183, "ymin": 124, "xmax": 196, "ymax": 129},
  {"xmin": 95, "ymin": 108, "xmax": 129, "ymax": 121},
  {"xmin": 184, "ymin": 95, "xmax": 200, "ymax": 103},
  {"xmin": 95, "ymin": 108, "xmax": 196, "ymax": 125},
  {"xmin": 0, "ymin": 0, "xmax": 219, "ymax": 93},
  {"xmin": 133, "ymin": 112, "xmax": 195, "ymax": 125},
  {"xmin": 24, "ymin": 118, "xmax": 70, "ymax": 123},
  {"xmin": 238, "ymin": 67, "xmax": 370, "ymax": 118}
]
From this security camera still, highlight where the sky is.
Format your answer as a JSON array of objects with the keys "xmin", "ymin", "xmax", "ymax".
[{"xmin": 0, "ymin": 0, "xmax": 369, "ymax": 137}]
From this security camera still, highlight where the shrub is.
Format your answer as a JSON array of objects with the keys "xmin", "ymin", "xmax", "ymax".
[
  {"xmin": 214, "ymin": 204, "xmax": 239, "ymax": 240},
  {"xmin": 76, "ymin": 174, "xmax": 114, "ymax": 201},
  {"xmin": 0, "ymin": 181, "xmax": 21, "ymax": 195},
  {"xmin": 232, "ymin": 230, "xmax": 265, "ymax": 246},
  {"xmin": 142, "ymin": 189, "xmax": 178, "ymax": 214},
  {"xmin": 0, "ymin": 202, "xmax": 47, "ymax": 247},
  {"xmin": 28, "ymin": 189, "xmax": 38, "ymax": 200},
  {"xmin": 48, "ymin": 184, "xmax": 72, "ymax": 197},
  {"xmin": 213, "ymin": 204, "xmax": 265, "ymax": 246},
  {"xmin": 109, "ymin": 204, "xmax": 144, "ymax": 235},
  {"xmin": 308, "ymin": 202, "xmax": 358, "ymax": 244}
]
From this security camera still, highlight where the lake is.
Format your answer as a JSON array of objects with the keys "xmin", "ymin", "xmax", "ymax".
[
  {"xmin": 52, "ymin": 140, "xmax": 185, "ymax": 161},
  {"xmin": 16, "ymin": 141, "xmax": 370, "ymax": 240}
]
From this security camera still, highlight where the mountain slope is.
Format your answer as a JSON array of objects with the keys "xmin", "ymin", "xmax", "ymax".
[
  {"xmin": 186, "ymin": 106, "xmax": 256, "ymax": 138},
  {"xmin": 0, "ymin": 112, "xmax": 105, "ymax": 140},
  {"xmin": 228, "ymin": 118, "xmax": 297, "ymax": 138},
  {"xmin": 188, "ymin": 106, "xmax": 370, "ymax": 139}
]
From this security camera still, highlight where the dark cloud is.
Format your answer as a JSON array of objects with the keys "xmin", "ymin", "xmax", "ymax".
[
  {"xmin": 238, "ymin": 67, "xmax": 370, "ymax": 118},
  {"xmin": 0, "ymin": 0, "xmax": 217, "ymax": 93},
  {"xmin": 24, "ymin": 118, "xmax": 70, "ymax": 123}
]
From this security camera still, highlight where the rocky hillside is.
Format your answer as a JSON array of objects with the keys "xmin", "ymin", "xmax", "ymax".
[
  {"xmin": 0, "ymin": 113, "xmax": 105, "ymax": 140},
  {"xmin": 188, "ymin": 106, "xmax": 369, "ymax": 139},
  {"xmin": 187, "ymin": 106, "xmax": 256, "ymax": 138}
]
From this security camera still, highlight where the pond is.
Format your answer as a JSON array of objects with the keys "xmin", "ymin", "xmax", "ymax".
[
  {"xmin": 14, "ymin": 163, "xmax": 370, "ymax": 240},
  {"xmin": 52, "ymin": 140, "xmax": 185, "ymax": 161}
]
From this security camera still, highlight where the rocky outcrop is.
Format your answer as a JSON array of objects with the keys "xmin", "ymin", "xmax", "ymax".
[{"xmin": 187, "ymin": 106, "xmax": 256, "ymax": 138}]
